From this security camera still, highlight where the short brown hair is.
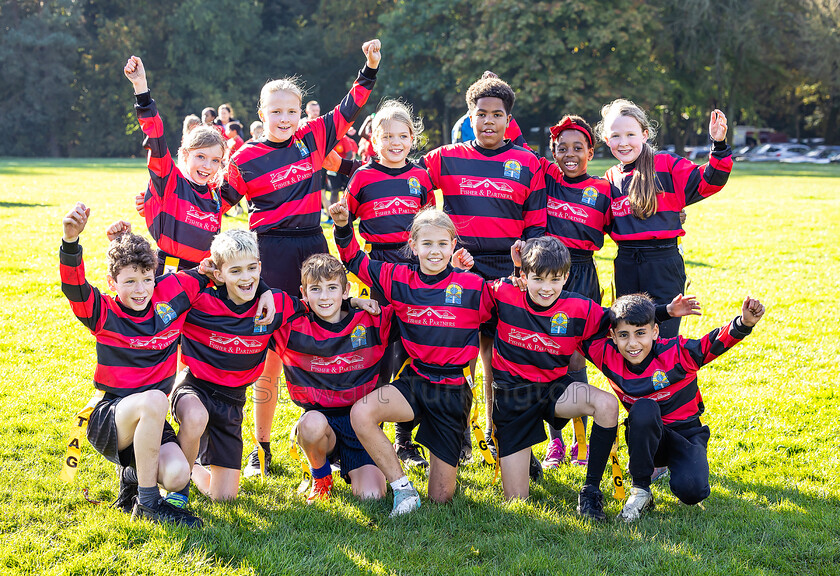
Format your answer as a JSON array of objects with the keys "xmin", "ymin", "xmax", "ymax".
[
  {"xmin": 107, "ymin": 232, "xmax": 156, "ymax": 278},
  {"xmin": 300, "ymin": 253, "xmax": 347, "ymax": 291},
  {"xmin": 520, "ymin": 236, "xmax": 570, "ymax": 278}
]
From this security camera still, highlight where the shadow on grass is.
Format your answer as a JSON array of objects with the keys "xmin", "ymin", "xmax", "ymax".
[{"xmin": 0, "ymin": 201, "xmax": 52, "ymax": 208}]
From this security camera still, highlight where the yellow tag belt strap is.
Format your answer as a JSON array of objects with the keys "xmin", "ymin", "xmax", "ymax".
[
  {"xmin": 610, "ymin": 421, "xmax": 626, "ymax": 500},
  {"xmin": 464, "ymin": 367, "xmax": 497, "ymax": 469},
  {"xmin": 572, "ymin": 417, "xmax": 588, "ymax": 461},
  {"xmin": 59, "ymin": 390, "xmax": 104, "ymax": 482},
  {"xmin": 288, "ymin": 422, "xmax": 312, "ymax": 494},
  {"xmin": 163, "ymin": 256, "xmax": 180, "ymax": 275}
]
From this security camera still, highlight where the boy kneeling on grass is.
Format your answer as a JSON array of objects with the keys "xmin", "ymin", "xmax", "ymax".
[
  {"xmin": 272, "ymin": 254, "xmax": 391, "ymax": 503},
  {"xmin": 580, "ymin": 293, "xmax": 765, "ymax": 522},
  {"xmin": 60, "ymin": 202, "xmax": 209, "ymax": 527},
  {"xmin": 169, "ymin": 229, "xmax": 303, "ymax": 504}
]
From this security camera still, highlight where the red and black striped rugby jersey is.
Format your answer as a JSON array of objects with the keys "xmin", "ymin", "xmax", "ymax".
[
  {"xmin": 542, "ymin": 158, "xmax": 614, "ymax": 252},
  {"xmin": 60, "ymin": 241, "xmax": 208, "ymax": 396},
  {"xmin": 135, "ymin": 92, "xmax": 227, "ymax": 263},
  {"xmin": 421, "ymin": 141, "xmax": 546, "ymax": 254},
  {"xmin": 220, "ymin": 67, "xmax": 377, "ymax": 234},
  {"xmin": 345, "ymin": 160, "xmax": 435, "ymax": 246},
  {"xmin": 580, "ymin": 317, "xmax": 752, "ymax": 425},
  {"xmin": 335, "ymin": 224, "xmax": 493, "ymax": 386},
  {"xmin": 273, "ymin": 306, "xmax": 394, "ymax": 412},
  {"xmin": 491, "ymin": 280, "xmax": 608, "ymax": 388},
  {"xmin": 605, "ymin": 146, "xmax": 733, "ymax": 242},
  {"xmin": 180, "ymin": 287, "xmax": 306, "ymax": 388}
]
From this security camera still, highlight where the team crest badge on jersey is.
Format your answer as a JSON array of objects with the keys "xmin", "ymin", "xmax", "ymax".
[
  {"xmin": 550, "ymin": 312, "xmax": 569, "ymax": 335},
  {"xmin": 652, "ymin": 370, "xmax": 670, "ymax": 390},
  {"xmin": 155, "ymin": 302, "xmax": 177, "ymax": 325},
  {"xmin": 253, "ymin": 318, "xmax": 267, "ymax": 334},
  {"xmin": 295, "ymin": 139, "xmax": 310, "ymax": 158},
  {"xmin": 351, "ymin": 325, "xmax": 367, "ymax": 348},
  {"xmin": 445, "ymin": 283, "xmax": 463, "ymax": 305},
  {"xmin": 581, "ymin": 186, "xmax": 598, "ymax": 207},
  {"xmin": 211, "ymin": 188, "xmax": 221, "ymax": 211},
  {"xmin": 503, "ymin": 160, "xmax": 522, "ymax": 180},
  {"xmin": 407, "ymin": 176, "xmax": 422, "ymax": 196}
]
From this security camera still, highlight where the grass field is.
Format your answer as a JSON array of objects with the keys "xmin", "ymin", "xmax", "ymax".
[{"xmin": 0, "ymin": 158, "xmax": 838, "ymax": 575}]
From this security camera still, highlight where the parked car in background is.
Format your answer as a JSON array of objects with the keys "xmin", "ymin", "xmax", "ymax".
[
  {"xmin": 747, "ymin": 143, "xmax": 811, "ymax": 162},
  {"xmin": 780, "ymin": 146, "xmax": 840, "ymax": 164},
  {"xmin": 732, "ymin": 145, "xmax": 755, "ymax": 161}
]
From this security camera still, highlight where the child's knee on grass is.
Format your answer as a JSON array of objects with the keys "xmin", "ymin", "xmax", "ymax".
[
  {"xmin": 349, "ymin": 465, "xmax": 386, "ymax": 500},
  {"xmin": 158, "ymin": 442, "xmax": 191, "ymax": 491},
  {"xmin": 500, "ymin": 448, "xmax": 532, "ymax": 500},
  {"xmin": 428, "ymin": 455, "xmax": 458, "ymax": 503}
]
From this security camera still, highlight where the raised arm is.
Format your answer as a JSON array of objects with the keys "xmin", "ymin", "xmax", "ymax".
[
  {"xmin": 671, "ymin": 109, "xmax": 732, "ymax": 207},
  {"xmin": 60, "ymin": 202, "xmax": 105, "ymax": 332}
]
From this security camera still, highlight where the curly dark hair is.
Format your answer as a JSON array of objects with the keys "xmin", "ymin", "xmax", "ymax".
[
  {"xmin": 465, "ymin": 77, "xmax": 516, "ymax": 115},
  {"xmin": 107, "ymin": 232, "xmax": 157, "ymax": 278}
]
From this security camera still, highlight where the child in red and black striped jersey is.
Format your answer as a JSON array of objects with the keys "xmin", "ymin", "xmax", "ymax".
[
  {"xmin": 508, "ymin": 114, "xmax": 617, "ymax": 467},
  {"xmin": 60, "ymin": 203, "xmax": 208, "ymax": 527},
  {"xmin": 330, "ymin": 205, "xmax": 490, "ymax": 516},
  {"xmin": 420, "ymin": 76, "xmax": 546, "ymax": 447},
  {"xmin": 597, "ymin": 99, "xmax": 732, "ymax": 339},
  {"xmin": 580, "ymin": 293, "xmax": 764, "ymax": 521},
  {"xmin": 273, "ymin": 254, "xmax": 391, "ymax": 503},
  {"xmin": 124, "ymin": 56, "xmax": 230, "ymax": 275},
  {"xmin": 171, "ymin": 229, "xmax": 306, "ymax": 503},
  {"xmin": 490, "ymin": 236, "xmax": 620, "ymax": 519},
  {"xmin": 221, "ymin": 40, "xmax": 381, "ymax": 474},
  {"xmin": 343, "ymin": 99, "xmax": 435, "ymax": 468}
]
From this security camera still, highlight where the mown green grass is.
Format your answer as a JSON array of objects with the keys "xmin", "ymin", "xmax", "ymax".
[{"xmin": 0, "ymin": 158, "xmax": 838, "ymax": 575}]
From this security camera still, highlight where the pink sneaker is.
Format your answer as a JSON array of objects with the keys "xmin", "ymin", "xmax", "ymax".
[
  {"xmin": 570, "ymin": 443, "xmax": 588, "ymax": 467},
  {"xmin": 542, "ymin": 438, "xmax": 566, "ymax": 469}
]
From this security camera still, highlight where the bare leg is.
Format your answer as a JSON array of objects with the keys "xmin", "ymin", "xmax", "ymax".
[
  {"xmin": 157, "ymin": 442, "xmax": 191, "ymax": 492},
  {"xmin": 350, "ymin": 385, "xmax": 415, "ymax": 483},
  {"xmin": 206, "ymin": 466, "xmax": 241, "ymax": 501},
  {"xmin": 554, "ymin": 382, "xmax": 618, "ymax": 428},
  {"xmin": 115, "ymin": 389, "xmax": 169, "ymax": 487},
  {"xmin": 296, "ymin": 411, "xmax": 336, "ymax": 468},
  {"xmin": 173, "ymin": 394, "xmax": 208, "ymax": 467},
  {"xmin": 427, "ymin": 453, "xmax": 458, "ymax": 503},
  {"xmin": 254, "ymin": 349, "xmax": 282, "ymax": 443},
  {"xmin": 500, "ymin": 447, "xmax": 532, "ymax": 500}
]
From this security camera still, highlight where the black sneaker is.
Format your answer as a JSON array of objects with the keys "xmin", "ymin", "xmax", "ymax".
[
  {"xmin": 577, "ymin": 484, "xmax": 607, "ymax": 521},
  {"xmin": 111, "ymin": 466, "xmax": 138, "ymax": 514},
  {"xmin": 395, "ymin": 441, "xmax": 429, "ymax": 469},
  {"xmin": 132, "ymin": 497, "xmax": 203, "ymax": 528},
  {"xmin": 529, "ymin": 451, "xmax": 543, "ymax": 482},
  {"xmin": 243, "ymin": 447, "xmax": 271, "ymax": 478},
  {"xmin": 482, "ymin": 434, "xmax": 497, "ymax": 465}
]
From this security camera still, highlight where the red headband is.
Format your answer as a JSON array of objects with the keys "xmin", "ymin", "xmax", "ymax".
[{"xmin": 549, "ymin": 118, "xmax": 593, "ymax": 147}]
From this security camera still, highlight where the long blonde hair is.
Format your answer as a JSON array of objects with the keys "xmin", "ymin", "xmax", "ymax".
[{"xmin": 597, "ymin": 99, "xmax": 660, "ymax": 219}]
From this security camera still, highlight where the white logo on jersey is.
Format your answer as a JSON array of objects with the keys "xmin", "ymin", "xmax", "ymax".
[
  {"xmin": 309, "ymin": 354, "xmax": 365, "ymax": 373},
  {"xmin": 612, "ymin": 196, "xmax": 632, "ymax": 217},
  {"xmin": 459, "ymin": 177, "xmax": 515, "ymax": 200},
  {"xmin": 129, "ymin": 329, "xmax": 180, "ymax": 349},
  {"xmin": 207, "ymin": 334, "xmax": 263, "ymax": 348},
  {"xmin": 547, "ymin": 197, "xmax": 589, "ymax": 218},
  {"xmin": 405, "ymin": 306, "xmax": 457, "ymax": 327},
  {"xmin": 506, "ymin": 328, "xmax": 562, "ymax": 353},
  {"xmin": 372, "ymin": 196, "xmax": 419, "ymax": 213},
  {"xmin": 269, "ymin": 161, "xmax": 314, "ymax": 190},
  {"xmin": 185, "ymin": 206, "xmax": 220, "ymax": 231}
]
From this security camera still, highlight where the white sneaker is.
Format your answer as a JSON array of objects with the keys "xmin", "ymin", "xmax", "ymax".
[
  {"xmin": 390, "ymin": 484, "xmax": 421, "ymax": 517},
  {"xmin": 617, "ymin": 486, "xmax": 655, "ymax": 522},
  {"xmin": 243, "ymin": 447, "xmax": 270, "ymax": 478}
]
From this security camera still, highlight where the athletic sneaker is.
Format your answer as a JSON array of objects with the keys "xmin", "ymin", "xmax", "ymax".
[
  {"xmin": 111, "ymin": 466, "xmax": 138, "ymax": 514},
  {"xmin": 651, "ymin": 466, "xmax": 670, "ymax": 483},
  {"xmin": 542, "ymin": 438, "xmax": 567, "ymax": 469},
  {"xmin": 395, "ymin": 441, "xmax": 429, "ymax": 469},
  {"xmin": 243, "ymin": 447, "xmax": 271, "ymax": 478},
  {"xmin": 570, "ymin": 442, "xmax": 588, "ymax": 467},
  {"xmin": 617, "ymin": 486, "xmax": 655, "ymax": 522},
  {"xmin": 390, "ymin": 483, "xmax": 421, "ymax": 517},
  {"xmin": 306, "ymin": 475, "xmax": 333, "ymax": 504},
  {"xmin": 529, "ymin": 451, "xmax": 543, "ymax": 482},
  {"xmin": 577, "ymin": 484, "xmax": 607, "ymax": 521},
  {"xmin": 132, "ymin": 497, "xmax": 203, "ymax": 528},
  {"xmin": 164, "ymin": 491, "xmax": 188, "ymax": 509}
]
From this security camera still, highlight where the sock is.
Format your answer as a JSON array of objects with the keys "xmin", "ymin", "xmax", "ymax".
[
  {"xmin": 259, "ymin": 441, "xmax": 272, "ymax": 457},
  {"xmin": 390, "ymin": 476, "xmax": 411, "ymax": 492},
  {"xmin": 394, "ymin": 421, "xmax": 413, "ymax": 446},
  {"xmin": 137, "ymin": 485, "xmax": 159, "ymax": 508},
  {"xmin": 121, "ymin": 465, "xmax": 138, "ymax": 485},
  {"xmin": 584, "ymin": 423, "xmax": 618, "ymax": 488},
  {"xmin": 633, "ymin": 476, "xmax": 652, "ymax": 491},
  {"xmin": 310, "ymin": 460, "xmax": 332, "ymax": 480},
  {"xmin": 547, "ymin": 423, "xmax": 565, "ymax": 443}
]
